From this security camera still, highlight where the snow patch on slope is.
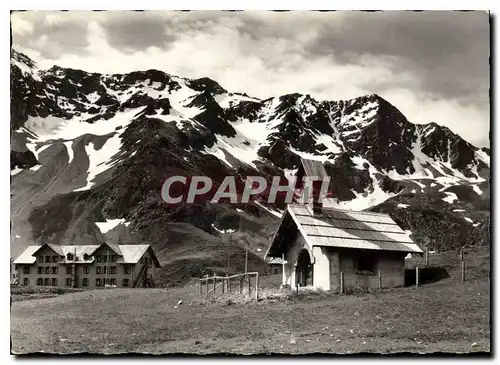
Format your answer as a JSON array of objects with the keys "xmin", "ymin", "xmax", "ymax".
[
  {"xmin": 471, "ymin": 184, "xmax": 483, "ymax": 195},
  {"xmin": 96, "ymin": 219, "xmax": 126, "ymax": 234},
  {"xmin": 64, "ymin": 141, "xmax": 74, "ymax": 164},
  {"xmin": 442, "ymin": 192, "xmax": 458, "ymax": 204},
  {"xmin": 324, "ymin": 157, "xmax": 399, "ymax": 211}
]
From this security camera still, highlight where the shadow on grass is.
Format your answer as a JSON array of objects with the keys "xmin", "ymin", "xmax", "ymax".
[{"xmin": 404, "ymin": 267, "xmax": 450, "ymax": 286}]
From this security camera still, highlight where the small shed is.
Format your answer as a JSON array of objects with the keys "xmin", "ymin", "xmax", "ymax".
[
  {"xmin": 265, "ymin": 204, "xmax": 422, "ymax": 291},
  {"xmin": 267, "ymin": 257, "xmax": 284, "ymax": 275}
]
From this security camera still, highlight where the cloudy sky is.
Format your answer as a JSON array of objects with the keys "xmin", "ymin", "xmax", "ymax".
[{"xmin": 11, "ymin": 10, "xmax": 490, "ymax": 147}]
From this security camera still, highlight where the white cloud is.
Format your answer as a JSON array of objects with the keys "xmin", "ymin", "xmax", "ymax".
[{"xmin": 11, "ymin": 11, "xmax": 490, "ymax": 147}]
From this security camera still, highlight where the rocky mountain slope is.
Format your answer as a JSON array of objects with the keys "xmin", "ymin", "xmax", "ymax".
[{"xmin": 10, "ymin": 50, "xmax": 490, "ymax": 284}]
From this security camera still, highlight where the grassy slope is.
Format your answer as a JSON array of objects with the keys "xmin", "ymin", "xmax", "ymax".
[{"xmin": 11, "ymin": 248, "xmax": 490, "ymax": 355}]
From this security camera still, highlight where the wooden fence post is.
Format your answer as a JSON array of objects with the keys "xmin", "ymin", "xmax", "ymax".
[
  {"xmin": 227, "ymin": 274, "xmax": 231, "ymax": 292},
  {"xmin": 199, "ymin": 279, "xmax": 202, "ymax": 297},
  {"xmin": 222, "ymin": 276, "xmax": 225, "ymax": 294},
  {"xmin": 239, "ymin": 274, "xmax": 243, "ymax": 294},
  {"xmin": 255, "ymin": 273, "xmax": 259, "ymax": 301},
  {"xmin": 213, "ymin": 276, "xmax": 216, "ymax": 294},
  {"xmin": 461, "ymin": 261, "xmax": 466, "ymax": 282},
  {"xmin": 378, "ymin": 271, "xmax": 382, "ymax": 289},
  {"xmin": 460, "ymin": 249, "xmax": 464, "ymax": 263},
  {"xmin": 340, "ymin": 272, "xmax": 344, "ymax": 294},
  {"xmin": 416, "ymin": 267, "xmax": 419, "ymax": 288}
]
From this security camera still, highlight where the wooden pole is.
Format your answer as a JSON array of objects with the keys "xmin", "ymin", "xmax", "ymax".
[
  {"xmin": 222, "ymin": 276, "xmax": 225, "ymax": 294},
  {"xmin": 205, "ymin": 274, "xmax": 209, "ymax": 296},
  {"xmin": 255, "ymin": 273, "xmax": 259, "ymax": 301},
  {"xmin": 281, "ymin": 253, "xmax": 286, "ymax": 286},
  {"xmin": 460, "ymin": 249, "xmax": 464, "ymax": 263},
  {"xmin": 245, "ymin": 242, "xmax": 248, "ymax": 273},
  {"xmin": 239, "ymin": 274, "xmax": 243, "ymax": 294},
  {"xmin": 199, "ymin": 279, "xmax": 202, "ymax": 297},
  {"xmin": 247, "ymin": 274, "xmax": 251, "ymax": 297},
  {"xmin": 378, "ymin": 271, "xmax": 382, "ymax": 289},
  {"xmin": 227, "ymin": 274, "xmax": 231, "ymax": 292},
  {"xmin": 461, "ymin": 261, "xmax": 466, "ymax": 282},
  {"xmin": 340, "ymin": 272, "xmax": 344, "ymax": 294},
  {"xmin": 213, "ymin": 276, "xmax": 216, "ymax": 294},
  {"xmin": 416, "ymin": 267, "xmax": 419, "ymax": 287},
  {"xmin": 227, "ymin": 235, "xmax": 230, "ymax": 276}
]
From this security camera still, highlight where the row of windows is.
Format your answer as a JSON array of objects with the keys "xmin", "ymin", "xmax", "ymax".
[
  {"xmin": 27, "ymin": 265, "xmax": 132, "ymax": 275},
  {"xmin": 32, "ymin": 277, "xmax": 68, "ymax": 286},
  {"xmin": 37, "ymin": 254, "xmax": 121, "ymax": 263},
  {"xmin": 34, "ymin": 255, "xmax": 154, "ymax": 265},
  {"xmin": 24, "ymin": 277, "xmax": 131, "ymax": 287},
  {"xmin": 96, "ymin": 255, "xmax": 118, "ymax": 263},
  {"xmin": 37, "ymin": 256, "xmax": 62, "ymax": 263},
  {"xmin": 140, "ymin": 257, "xmax": 153, "ymax": 266},
  {"xmin": 95, "ymin": 278, "xmax": 129, "ymax": 287}
]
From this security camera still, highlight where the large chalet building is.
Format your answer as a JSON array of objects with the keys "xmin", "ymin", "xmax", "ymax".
[{"xmin": 13, "ymin": 242, "xmax": 161, "ymax": 289}]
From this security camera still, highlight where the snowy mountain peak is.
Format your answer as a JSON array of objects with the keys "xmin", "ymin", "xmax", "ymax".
[{"xmin": 10, "ymin": 50, "xmax": 489, "ymax": 263}]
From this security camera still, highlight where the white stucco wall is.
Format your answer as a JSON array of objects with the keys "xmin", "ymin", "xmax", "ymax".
[{"xmin": 312, "ymin": 246, "xmax": 330, "ymax": 291}]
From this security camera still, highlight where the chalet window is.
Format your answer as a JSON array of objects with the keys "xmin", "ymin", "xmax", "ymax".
[
  {"xmin": 52, "ymin": 256, "xmax": 58, "ymax": 263},
  {"xmin": 66, "ymin": 278, "xmax": 72, "ymax": 287},
  {"xmin": 96, "ymin": 267, "xmax": 101, "ymax": 274},
  {"xmin": 123, "ymin": 278, "xmax": 129, "ymax": 287},
  {"xmin": 37, "ymin": 256, "xmax": 43, "ymax": 263},
  {"xmin": 83, "ymin": 253, "xmax": 89, "ymax": 261},
  {"xmin": 66, "ymin": 267, "xmax": 73, "ymax": 275},
  {"xmin": 44, "ymin": 267, "xmax": 51, "ymax": 274},
  {"xmin": 23, "ymin": 267, "xmax": 30, "ymax": 274},
  {"xmin": 23, "ymin": 278, "xmax": 29, "ymax": 286},
  {"xmin": 37, "ymin": 267, "xmax": 43, "ymax": 274},
  {"xmin": 355, "ymin": 251, "xmax": 376, "ymax": 274},
  {"xmin": 52, "ymin": 278, "xmax": 57, "ymax": 286},
  {"xmin": 105, "ymin": 278, "xmax": 111, "ymax": 285},
  {"xmin": 44, "ymin": 278, "xmax": 50, "ymax": 286},
  {"xmin": 110, "ymin": 278, "xmax": 116, "ymax": 286},
  {"xmin": 97, "ymin": 256, "xmax": 102, "ymax": 263},
  {"xmin": 84, "ymin": 266, "xmax": 90, "ymax": 274},
  {"xmin": 37, "ymin": 278, "xmax": 43, "ymax": 286},
  {"xmin": 124, "ymin": 266, "xmax": 131, "ymax": 275},
  {"xmin": 103, "ymin": 255, "xmax": 108, "ymax": 263},
  {"xmin": 66, "ymin": 253, "xmax": 74, "ymax": 261},
  {"xmin": 82, "ymin": 278, "xmax": 88, "ymax": 287},
  {"xmin": 111, "ymin": 255, "xmax": 117, "ymax": 262},
  {"xmin": 110, "ymin": 267, "xmax": 117, "ymax": 274},
  {"xmin": 52, "ymin": 267, "xmax": 58, "ymax": 274},
  {"xmin": 96, "ymin": 278, "xmax": 101, "ymax": 287},
  {"xmin": 147, "ymin": 258, "xmax": 152, "ymax": 267},
  {"xmin": 45, "ymin": 256, "xmax": 51, "ymax": 263}
]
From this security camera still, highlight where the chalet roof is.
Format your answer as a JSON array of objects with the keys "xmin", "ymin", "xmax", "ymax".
[
  {"xmin": 266, "ymin": 204, "xmax": 423, "ymax": 257},
  {"xmin": 13, "ymin": 246, "xmax": 40, "ymax": 265},
  {"xmin": 299, "ymin": 158, "xmax": 328, "ymax": 179},
  {"xmin": 268, "ymin": 258, "xmax": 285, "ymax": 265},
  {"xmin": 89, "ymin": 242, "xmax": 123, "ymax": 256},
  {"xmin": 13, "ymin": 244, "xmax": 157, "ymax": 265},
  {"xmin": 119, "ymin": 245, "xmax": 151, "ymax": 264}
]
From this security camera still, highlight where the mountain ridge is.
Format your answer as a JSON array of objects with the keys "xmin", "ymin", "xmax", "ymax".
[{"xmin": 10, "ymin": 50, "xmax": 490, "ymax": 285}]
